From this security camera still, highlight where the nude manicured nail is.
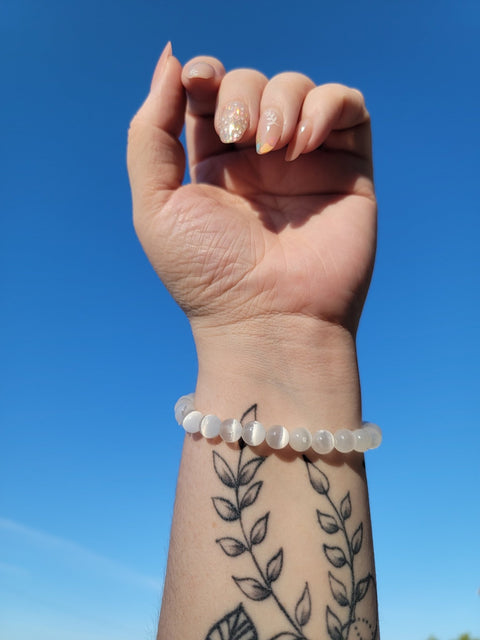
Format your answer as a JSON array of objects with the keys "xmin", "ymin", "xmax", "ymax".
[
  {"xmin": 285, "ymin": 118, "xmax": 313, "ymax": 162},
  {"xmin": 187, "ymin": 61, "xmax": 216, "ymax": 79},
  {"xmin": 150, "ymin": 42, "xmax": 172, "ymax": 91},
  {"xmin": 218, "ymin": 101, "xmax": 249, "ymax": 144},
  {"xmin": 256, "ymin": 108, "xmax": 282, "ymax": 154}
]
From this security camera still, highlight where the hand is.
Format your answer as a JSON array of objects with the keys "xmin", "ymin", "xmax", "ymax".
[{"xmin": 127, "ymin": 45, "xmax": 376, "ymax": 341}]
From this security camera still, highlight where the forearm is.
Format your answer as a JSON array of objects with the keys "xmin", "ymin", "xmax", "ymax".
[{"xmin": 157, "ymin": 325, "xmax": 379, "ymax": 640}]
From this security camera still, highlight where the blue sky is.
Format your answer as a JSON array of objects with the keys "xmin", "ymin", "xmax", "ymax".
[{"xmin": 1, "ymin": 1, "xmax": 479, "ymax": 639}]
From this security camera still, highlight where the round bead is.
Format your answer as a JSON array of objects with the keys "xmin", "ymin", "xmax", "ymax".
[
  {"xmin": 362, "ymin": 422, "xmax": 382, "ymax": 448},
  {"xmin": 266, "ymin": 425, "xmax": 289, "ymax": 450},
  {"xmin": 219, "ymin": 418, "xmax": 243, "ymax": 443},
  {"xmin": 174, "ymin": 393, "xmax": 195, "ymax": 424},
  {"xmin": 242, "ymin": 421, "xmax": 266, "ymax": 447},
  {"xmin": 312, "ymin": 429, "xmax": 335, "ymax": 454},
  {"xmin": 200, "ymin": 414, "xmax": 222, "ymax": 439},
  {"xmin": 182, "ymin": 410, "xmax": 202, "ymax": 434},
  {"xmin": 353, "ymin": 428, "xmax": 372, "ymax": 452},
  {"xmin": 290, "ymin": 427, "xmax": 312, "ymax": 452},
  {"xmin": 334, "ymin": 429, "xmax": 355, "ymax": 453}
]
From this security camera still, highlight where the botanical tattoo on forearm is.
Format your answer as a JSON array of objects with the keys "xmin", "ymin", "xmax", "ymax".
[
  {"xmin": 203, "ymin": 406, "xmax": 377, "ymax": 640},
  {"xmin": 205, "ymin": 405, "xmax": 311, "ymax": 640},
  {"xmin": 305, "ymin": 459, "xmax": 378, "ymax": 640}
]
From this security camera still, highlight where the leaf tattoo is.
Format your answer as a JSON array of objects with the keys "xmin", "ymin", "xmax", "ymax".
[
  {"xmin": 266, "ymin": 549, "xmax": 283, "ymax": 583},
  {"xmin": 326, "ymin": 607, "xmax": 343, "ymax": 640},
  {"xmin": 212, "ymin": 497, "xmax": 240, "ymax": 522},
  {"xmin": 295, "ymin": 583, "xmax": 311, "ymax": 627},
  {"xmin": 328, "ymin": 572, "xmax": 349, "ymax": 607},
  {"xmin": 213, "ymin": 451, "xmax": 237, "ymax": 488},
  {"xmin": 306, "ymin": 459, "xmax": 377, "ymax": 640},
  {"xmin": 209, "ymin": 444, "xmax": 311, "ymax": 639},
  {"xmin": 216, "ymin": 537, "xmax": 247, "ymax": 557},
  {"xmin": 250, "ymin": 513, "xmax": 269, "ymax": 545},
  {"xmin": 323, "ymin": 545, "xmax": 347, "ymax": 569},
  {"xmin": 233, "ymin": 577, "xmax": 272, "ymax": 601},
  {"xmin": 205, "ymin": 603, "xmax": 258, "ymax": 640},
  {"xmin": 240, "ymin": 481, "xmax": 263, "ymax": 509}
]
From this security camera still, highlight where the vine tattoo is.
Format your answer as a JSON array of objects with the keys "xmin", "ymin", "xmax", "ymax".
[
  {"xmin": 205, "ymin": 405, "xmax": 311, "ymax": 640},
  {"xmin": 305, "ymin": 459, "xmax": 378, "ymax": 640},
  {"xmin": 203, "ymin": 406, "xmax": 377, "ymax": 640}
]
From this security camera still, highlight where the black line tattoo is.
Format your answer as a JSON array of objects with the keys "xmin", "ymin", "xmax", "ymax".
[
  {"xmin": 205, "ymin": 405, "xmax": 312, "ymax": 640},
  {"xmin": 305, "ymin": 458, "xmax": 378, "ymax": 640}
]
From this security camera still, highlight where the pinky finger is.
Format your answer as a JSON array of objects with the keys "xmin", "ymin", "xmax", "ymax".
[{"xmin": 285, "ymin": 83, "xmax": 370, "ymax": 161}]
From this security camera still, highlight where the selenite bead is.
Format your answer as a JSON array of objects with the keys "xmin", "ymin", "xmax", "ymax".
[
  {"xmin": 174, "ymin": 393, "xmax": 195, "ymax": 424},
  {"xmin": 182, "ymin": 410, "xmax": 203, "ymax": 434},
  {"xmin": 312, "ymin": 429, "xmax": 335, "ymax": 454},
  {"xmin": 334, "ymin": 429, "xmax": 355, "ymax": 453},
  {"xmin": 362, "ymin": 422, "xmax": 382, "ymax": 448},
  {"xmin": 200, "ymin": 414, "xmax": 222, "ymax": 439},
  {"xmin": 219, "ymin": 419, "xmax": 243, "ymax": 443},
  {"xmin": 242, "ymin": 421, "xmax": 266, "ymax": 447},
  {"xmin": 266, "ymin": 425, "xmax": 289, "ymax": 450},
  {"xmin": 353, "ymin": 428, "xmax": 372, "ymax": 452},
  {"xmin": 290, "ymin": 427, "xmax": 313, "ymax": 452}
]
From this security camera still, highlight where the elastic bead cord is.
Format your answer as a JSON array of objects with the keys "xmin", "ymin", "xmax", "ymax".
[{"xmin": 174, "ymin": 394, "xmax": 382, "ymax": 454}]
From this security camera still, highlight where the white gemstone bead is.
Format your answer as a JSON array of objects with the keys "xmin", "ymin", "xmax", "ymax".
[
  {"xmin": 174, "ymin": 394, "xmax": 195, "ymax": 424},
  {"xmin": 182, "ymin": 410, "xmax": 203, "ymax": 434},
  {"xmin": 242, "ymin": 421, "xmax": 266, "ymax": 446},
  {"xmin": 312, "ymin": 429, "xmax": 334, "ymax": 454},
  {"xmin": 362, "ymin": 422, "xmax": 382, "ymax": 448},
  {"xmin": 200, "ymin": 414, "xmax": 221, "ymax": 438},
  {"xmin": 353, "ymin": 428, "xmax": 372, "ymax": 452},
  {"xmin": 219, "ymin": 419, "xmax": 243, "ymax": 443},
  {"xmin": 266, "ymin": 425, "xmax": 289, "ymax": 450},
  {"xmin": 289, "ymin": 427, "xmax": 312, "ymax": 452},
  {"xmin": 334, "ymin": 429, "xmax": 355, "ymax": 453}
]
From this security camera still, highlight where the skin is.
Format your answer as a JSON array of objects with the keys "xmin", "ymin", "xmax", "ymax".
[{"xmin": 127, "ymin": 44, "xmax": 379, "ymax": 640}]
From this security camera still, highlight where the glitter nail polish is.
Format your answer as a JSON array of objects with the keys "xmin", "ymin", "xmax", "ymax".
[{"xmin": 218, "ymin": 101, "xmax": 249, "ymax": 144}]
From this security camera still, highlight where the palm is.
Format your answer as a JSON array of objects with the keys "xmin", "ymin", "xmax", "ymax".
[{"xmin": 153, "ymin": 143, "xmax": 376, "ymax": 330}]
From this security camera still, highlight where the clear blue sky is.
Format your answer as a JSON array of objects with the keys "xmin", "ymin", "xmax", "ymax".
[{"xmin": 1, "ymin": 1, "xmax": 479, "ymax": 639}]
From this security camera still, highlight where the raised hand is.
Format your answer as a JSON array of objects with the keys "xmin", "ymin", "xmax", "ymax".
[{"xmin": 127, "ymin": 44, "xmax": 376, "ymax": 337}]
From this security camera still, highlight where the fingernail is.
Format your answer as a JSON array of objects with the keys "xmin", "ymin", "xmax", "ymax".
[
  {"xmin": 256, "ymin": 108, "xmax": 282, "ymax": 154},
  {"xmin": 218, "ymin": 101, "xmax": 249, "ymax": 144},
  {"xmin": 150, "ymin": 42, "xmax": 172, "ymax": 91},
  {"xmin": 285, "ymin": 118, "xmax": 312, "ymax": 162},
  {"xmin": 187, "ymin": 61, "xmax": 216, "ymax": 79}
]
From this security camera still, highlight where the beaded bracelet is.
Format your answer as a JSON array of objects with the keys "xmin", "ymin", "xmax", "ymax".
[{"xmin": 175, "ymin": 394, "xmax": 382, "ymax": 454}]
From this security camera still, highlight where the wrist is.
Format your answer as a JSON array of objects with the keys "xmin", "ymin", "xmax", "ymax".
[{"xmin": 190, "ymin": 315, "xmax": 362, "ymax": 430}]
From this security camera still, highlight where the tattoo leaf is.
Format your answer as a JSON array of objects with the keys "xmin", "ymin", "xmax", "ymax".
[
  {"xmin": 238, "ymin": 457, "xmax": 265, "ymax": 485},
  {"xmin": 205, "ymin": 603, "xmax": 258, "ymax": 640},
  {"xmin": 266, "ymin": 548, "xmax": 283, "ymax": 583},
  {"xmin": 216, "ymin": 537, "xmax": 246, "ymax": 557},
  {"xmin": 233, "ymin": 577, "xmax": 271, "ymax": 601},
  {"xmin": 250, "ymin": 513, "xmax": 269, "ymax": 545},
  {"xmin": 340, "ymin": 492, "xmax": 351, "ymax": 520},
  {"xmin": 328, "ymin": 572, "xmax": 349, "ymax": 607},
  {"xmin": 294, "ymin": 582, "xmax": 311, "ymax": 627},
  {"xmin": 306, "ymin": 462, "xmax": 330, "ymax": 495},
  {"xmin": 355, "ymin": 575, "xmax": 371, "ymax": 603},
  {"xmin": 240, "ymin": 481, "xmax": 263, "ymax": 510},
  {"xmin": 326, "ymin": 606, "xmax": 343, "ymax": 640},
  {"xmin": 212, "ymin": 497, "xmax": 240, "ymax": 522},
  {"xmin": 323, "ymin": 544, "xmax": 347, "ymax": 569},
  {"xmin": 240, "ymin": 404, "xmax": 257, "ymax": 424},
  {"xmin": 351, "ymin": 523, "xmax": 363, "ymax": 555},
  {"xmin": 213, "ymin": 452, "xmax": 237, "ymax": 488},
  {"xmin": 268, "ymin": 635, "xmax": 304, "ymax": 640},
  {"xmin": 317, "ymin": 510, "xmax": 339, "ymax": 534}
]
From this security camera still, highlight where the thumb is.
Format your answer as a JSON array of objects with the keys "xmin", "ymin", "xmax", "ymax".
[{"xmin": 127, "ymin": 43, "xmax": 186, "ymax": 230}]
